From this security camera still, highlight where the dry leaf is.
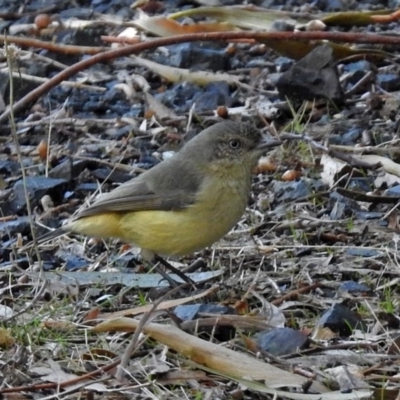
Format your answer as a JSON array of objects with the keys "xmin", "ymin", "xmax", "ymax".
[
  {"xmin": 131, "ymin": 55, "xmax": 241, "ymax": 86},
  {"xmin": 94, "ymin": 318, "xmax": 323, "ymax": 390}
]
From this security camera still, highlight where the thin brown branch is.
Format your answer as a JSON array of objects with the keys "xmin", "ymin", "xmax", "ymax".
[
  {"xmin": 116, "ymin": 284, "xmax": 186, "ymax": 380},
  {"xmin": 271, "ymin": 282, "xmax": 322, "ymax": 306},
  {"xmin": 0, "ymin": 34, "xmax": 106, "ymax": 55},
  {"xmin": 2, "ymin": 30, "xmax": 400, "ymax": 124}
]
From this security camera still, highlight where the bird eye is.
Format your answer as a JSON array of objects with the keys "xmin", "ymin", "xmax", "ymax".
[{"xmin": 229, "ymin": 140, "xmax": 240, "ymax": 149}]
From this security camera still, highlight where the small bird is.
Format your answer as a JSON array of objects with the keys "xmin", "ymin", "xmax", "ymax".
[{"xmin": 29, "ymin": 121, "xmax": 280, "ymax": 272}]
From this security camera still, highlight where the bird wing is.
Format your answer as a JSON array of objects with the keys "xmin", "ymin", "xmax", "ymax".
[{"xmin": 77, "ymin": 178, "xmax": 198, "ymax": 218}]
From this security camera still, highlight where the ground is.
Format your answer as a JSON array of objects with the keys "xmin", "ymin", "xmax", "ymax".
[{"xmin": 0, "ymin": 1, "xmax": 400, "ymax": 399}]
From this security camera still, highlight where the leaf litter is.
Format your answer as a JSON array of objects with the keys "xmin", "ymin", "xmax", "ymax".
[{"xmin": 1, "ymin": 0, "xmax": 400, "ymax": 399}]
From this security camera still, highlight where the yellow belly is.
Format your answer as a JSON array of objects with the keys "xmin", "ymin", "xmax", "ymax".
[
  {"xmin": 68, "ymin": 170, "xmax": 250, "ymax": 257},
  {"xmin": 69, "ymin": 188, "xmax": 247, "ymax": 257},
  {"xmin": 121, "ymin": 178, "xmax": 249, "ymax": 256},
  {"xmin": 120, "ymin": 206, "xmax": 240, "ymax": 257}
]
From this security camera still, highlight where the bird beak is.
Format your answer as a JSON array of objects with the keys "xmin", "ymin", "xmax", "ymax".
[{"xmin": 256, "ymin": 137, "xmax": 282, "ymax": 153}]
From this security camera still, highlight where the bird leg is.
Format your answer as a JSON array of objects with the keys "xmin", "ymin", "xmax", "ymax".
[{"xmin": 154, "ymin": 255, "xmax": 196, "ymax": 287}]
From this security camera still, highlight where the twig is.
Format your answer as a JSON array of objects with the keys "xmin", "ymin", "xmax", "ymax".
[
  {"xmin": 16, "ymin": 49, "xmax": 87, "ymax": 74},
  {"xmin": 330, "ymin": 143, "xmax": 400, "ymax": 157},
  {"xmin": 38, "ymin": 378, "xmax": 110, "ymax": 400},
  {"xmin": 267, "ymin": 217, "xmax": 348, "ymax": 232},
  {"xmin": 271, "ymin": 282, "xmax": 323, "ymax": 306},
  {"xmin": 4, "ymin": 41, "xmax": 43, "ymax": 272},
  {"xmin": 4, "ymin": 71, "xmax": 106, "ymax": 91},
  {"xmin": 69, "ymin": 154, "xmax": 145, "ymax": 174},
  {"xmin": 2, "ymin": 30, "xmax": 400, "ymax": 124},
  {"xmin": 344, "ymin": 70, "xmax": 375, "ymax": 96},
  {"xmin": 0, "ymin": 34, "xmax": 106, "ymax": 54},
  {"xmin": 116, "ymin": 285, "xmax": 187, "ymax": 380},
  {"xmin": 336, "ymin": 187, "xmax": 400, "ymax": 203},
  {"xmin": 279, "ymin": 132, "xmax": 381, "ymax": 169},
  {"xmin": 14, "ymin": 117, "xmax": 124, "ymax": 128},
  {"xmin": 99, "ymin": 30, "xmax": 400, "ymax": 47}
]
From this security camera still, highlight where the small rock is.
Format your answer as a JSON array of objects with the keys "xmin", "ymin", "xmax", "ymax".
[
  {"xmin": 12, "ymin": 177, "xmax": 68, "ymax": 211},
  {"xmin": 0, "ymin": 216, "xmax": 31, "ymax": 238},
  {"xmin": 314, "ymin": 0, "xmax": 346, "ymax": 11},
  {"xmin": 92, "ymin": 169, "xmax": 132, "ymax": 184},
  {"xmin": 156, "ymin": 81, "xmax": 233, "ymax": 113},
  {"xmin": 48, "ymin": 159, "xmax": 73, "ymax": 181},
  {"xmin": 174, "ymin": 304, "xmax": 236, "ymax": 321},
  {"xmin": 59, "ymin": 253, "xmax": 89, "ymax": 271},
  {"xmin": 345, "ymin": 247, "xmax": 381, "ymax": 258},
  {"xmin": 377, "ymin": 73, "xmax": 400, "ymax": 91},
  {"xmin": 275, "ymin": 56, "xmax": 293, "ymax": 72},
  {"xmin": 272, "ymin": 179, "xmax": 325, "ymax": 202},
  {"xmin": 256, "ymin": 328, "xmax": 309, "ymax": 356},
  {"xmin": 337, "ymin": 281, "xmax": 373, "ymax": 297},
  {"xmin": 329, "ymin": 191, "xmax": 360, "ymax": 220},
  {"xmin": 385, "ymin": 185, "xmax": 400, "ymax": 196},
  {"xmin": 343, "ymin": 60, "xmax": 372, "ymax": 74},
  {"xmin": 0, "ymin": 160, "xmax": 20, "ymax": 175},
  {"xmin": 277, "ymin": 44, "xmax": 344, "ymax": 104},
  {"xmin": 154, "ymin": 42, "xmax": 229, "ymax": 71},
  {"xmin": 138, "ymin": 154, "xmax": 160, "ymax": 169},
  {"xmin": 193, "ymin": 82, "xmax": 233, "ymax": 112},
  {"xmin": 354, "ymin": 211, "xmax": 384, "ymax": 220},
  {"xmin": 155, "ymin": 82, "xmax": 198, "ymax": 113},
  {"xmin": 174, "ymin": 303, "xmax": 237, "ymax": 342},
  {"xmin": 75, "ymin": 183, "xmax": 99, "ymax": 194},
  {"xmin": 340, "ymin": 128, "xmax": 363, "ymax": 145},
  {"xmin": 317, "ymin": 303, "xmax": 366, "ymax": 336},
  {"xmin": 347, "ymin": 177, "xmax": 372, "ymax": 192}
]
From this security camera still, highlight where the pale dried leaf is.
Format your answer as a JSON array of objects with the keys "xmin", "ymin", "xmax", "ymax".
[
  {"xmin": 355, "ymin": 154, "xmax": 400, "ymax": 177},
  {"xmin": 320, "ymin": 153, "xmax": 348, "ymax": 188},
  {"xmin": 94, "ymin": 318, "xmax": 326, "ymax": 391},
  {"xmin": 131, "ymin": 55, "xmax": 241, "ymax": 86}
]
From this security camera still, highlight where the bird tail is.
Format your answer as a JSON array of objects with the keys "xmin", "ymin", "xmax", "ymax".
[{"xmin": 18, "ymin": 227, "xmax": 66, "ymax": 253}]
